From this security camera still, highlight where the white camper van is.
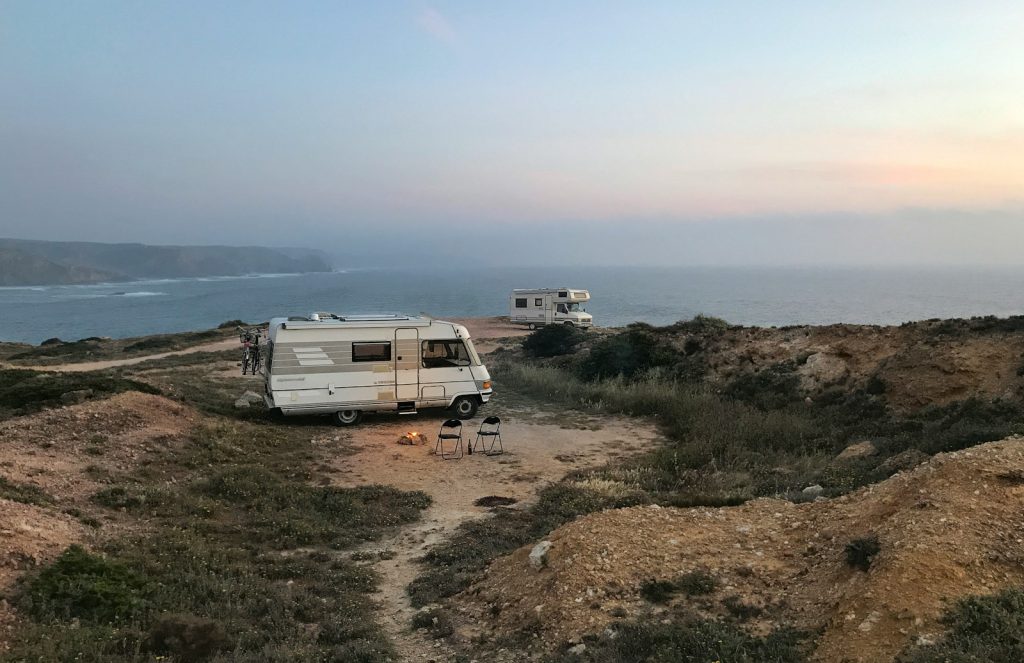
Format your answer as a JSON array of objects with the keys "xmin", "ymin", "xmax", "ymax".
[
  {"xmin": 509, "ymin": 288, "xmax": 593, "ymax": 329},
  {"xmin": 263, "ymin": 313, "xmax": 492, "ymax": 425}
]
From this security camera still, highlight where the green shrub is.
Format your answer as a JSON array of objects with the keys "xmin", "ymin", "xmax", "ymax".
[
  {"xmin": 0, "ymin": 368, "xmax": 159, "ymax": 420},
  {"xmin": 899, "ymin": 587, "xmax": 1024, "ymax": 662},
  {"xmin": 640, "ymin": 579, "xmax": 677, "ymax": 604},
  {"xmin": 677, "ymin": 569, "xmax": 718, "ymax": 596},
  {"xmin": 545, "ymin": 618, "xmax": 807, "ymax": 662},
  {"xmin": 0, "ymin": 476, "xmax": 53, "ymax": 505},
  {"xmin": 144, "ymin": 613, "xmax": 232, "ymax": 662},
  {"xmin": 724, "ymin": 362, "xmax": 802, "ymax": 410},
  {"xmin": 845, "ymin": 536, "xmax": 881, "ymax": 572},
  {"xmin": 663, "ymin": 314, "xmax": 731, "ymax": 334},
  {"xmin": 523, "ymin": 324, "xmax": 586, "ymax": 358},
  {"xmin": 577, "ymin": 325, "xmax": 683, "ymax": 381},
  {"xmin": 20, "ymin": 545, "xmax": 150, "ymax": 624},
  {"xmin": 411, "ymin": 608, "xmax": 455, "ymax": 639}
]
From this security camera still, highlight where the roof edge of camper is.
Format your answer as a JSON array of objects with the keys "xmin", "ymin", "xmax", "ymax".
[{"xmin": 280, "ymin": 313, "xmax": 435, "ymax": 329}]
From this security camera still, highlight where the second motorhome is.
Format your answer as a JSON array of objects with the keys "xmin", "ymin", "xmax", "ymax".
[
  {"xmin": 263, "ymin": 313, "xmax": 492, "ymax": 425},
  {"xmin": 509, "ymin": 288, "xmax": 593, "ymax": 329}
]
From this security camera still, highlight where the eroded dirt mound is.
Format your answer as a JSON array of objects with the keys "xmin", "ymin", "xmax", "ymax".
[
  {"xmin": 691, "ymin": 322, "xmax": 1024, "ymax": 412},
  {"xmin": 0, "ymin": 391, "xmax": 196, "ymax": 501},
  {"xmin": 461, "ymin": 437, "xmax": 1024, "ymax": 662}
]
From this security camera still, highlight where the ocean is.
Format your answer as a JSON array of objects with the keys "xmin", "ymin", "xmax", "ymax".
[{"xmin": 3, "ymin": 266, "xmax": 1024, "ymax": 344}]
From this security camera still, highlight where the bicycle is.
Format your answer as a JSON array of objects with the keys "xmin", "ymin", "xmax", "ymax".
[{"xmin": 238, "ymin": 327, "xmax": 263, "ymax": 375}]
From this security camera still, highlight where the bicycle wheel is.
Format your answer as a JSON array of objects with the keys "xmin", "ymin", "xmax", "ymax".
[{"xmin": 242, "ymin": 349, "xmax": 251, "ymax": 375}]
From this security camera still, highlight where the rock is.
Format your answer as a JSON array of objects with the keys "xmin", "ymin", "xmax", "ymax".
[
  {"xmin": 529, "ymin": 541, "xmax": 553, "ymax": 570},
  {"xmin": 40, "ymin": 337, "xmax": 63, "ymax": 346},
  {"xmin": 802, "ymin": 484, "xmax": 825, "ymax": 498},
  {"xmin": 798, "ymin": 353, "xmax": 849, "ymax": 390},
  {"xmin": 60, "ymin": 389, "xmax": 93, "ymax": 405},
  {"xmin": 234, "ymin": 398, "xmax": 251, "ymax": 409},
  {"xmin": 568, "ymin": 643, "xmax": 586, "ymax": 655},
  {"xmin": 239, "ymin": 390, "xmax": 263, "ymax": 404},
  {"xmin": 837, "ymin": 441, "xmax": 878, "ymax": 461}
]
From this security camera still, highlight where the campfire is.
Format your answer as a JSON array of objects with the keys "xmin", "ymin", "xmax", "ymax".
[{"xmin": 398, "ymin": 431, "xmax": 425, "ymax": 445}]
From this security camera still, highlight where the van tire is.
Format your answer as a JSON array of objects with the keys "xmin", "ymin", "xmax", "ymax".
[
  {"xmin": 450, "ymin": 396, "xmax": 478, "ymax": 420},
  {"xmin": 528, "ymin": 323, "xmax": 536, "ymax": 330},
  {"xmin": 333, "ymin": 410, "xmax": 362, "ymax": 426},
  {"xmin": 563, "ymin": 321, "xmax": 575, "ymax": 327}
]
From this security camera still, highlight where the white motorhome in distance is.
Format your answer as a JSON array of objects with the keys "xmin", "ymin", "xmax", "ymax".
[
  {"xmin": 509, "ymin": 288, "xmax": 593, "ymax": 329},
  {"xmin": 263, "ymin": 313, "xmax": 492, "ymax": 426}
]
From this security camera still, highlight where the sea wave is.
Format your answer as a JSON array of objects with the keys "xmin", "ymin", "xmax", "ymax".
[{"xmin": 111, "ymin": 291, "xmax": 167, "ymax": 297}]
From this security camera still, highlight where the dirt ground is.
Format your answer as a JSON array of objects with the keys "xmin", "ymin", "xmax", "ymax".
[
  {"xmin": 462, "ymin": 437, "xmax": 1024, "ymax": 663},
  {"xmin": 328, "ymin": 407, "xmax": 662, "ymax": 662}
]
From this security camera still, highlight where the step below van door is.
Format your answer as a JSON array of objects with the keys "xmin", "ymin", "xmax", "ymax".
[{"xmin": 395, "ymin": 328, "xmax": 420, "ymax": 400}]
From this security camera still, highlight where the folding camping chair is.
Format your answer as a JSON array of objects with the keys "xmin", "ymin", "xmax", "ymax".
[
  {"xmin": 434, "ymin": 419, "xmax": 464, "ymax": 460},
  {"xmin": 472, "ymin": 416, "xmax": 503, "ymax": 456}
]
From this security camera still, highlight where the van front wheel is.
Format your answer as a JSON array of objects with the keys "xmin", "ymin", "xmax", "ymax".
[
  {"xmin": 333, "ymin": 410, "xmax": 362, "ymax": 426},
  {"xmin": 450, "ymin": 396, "xmax": 478, "ymax": 420}
]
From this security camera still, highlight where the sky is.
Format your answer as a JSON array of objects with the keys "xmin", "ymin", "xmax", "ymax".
[{"xmin": 1, "ymin": 1, "xmax": 1023, "ymax": 266}]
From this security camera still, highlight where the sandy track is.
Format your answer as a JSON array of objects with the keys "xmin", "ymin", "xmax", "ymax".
[
  {"xmin": 329, "ymin": 408, "xmax": 661, "ymax": 662},
  {"xmin": 15, "ymin": 338, "xmax": 237, "ymax": 373},
  {"xmin": 17, "ymin": 316, "xmax": 524, "ymax": 374}
]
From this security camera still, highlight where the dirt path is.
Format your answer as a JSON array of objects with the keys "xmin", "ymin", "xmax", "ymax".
[
  {"xmin": 329, "ymin": 407, "xmax": 661, "ymax": 662},
  {"xmin": 14, "ymin": 338, "xmax": 237, "ymax": 373}
]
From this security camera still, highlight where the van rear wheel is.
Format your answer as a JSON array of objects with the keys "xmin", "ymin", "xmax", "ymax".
[
  {"xmin": 450, "ymin": 396, "xmax": 478, "ymax": 420},
  {"xmin": 333, "ymin": 410, "xmax": 362, "ymax": 426}
]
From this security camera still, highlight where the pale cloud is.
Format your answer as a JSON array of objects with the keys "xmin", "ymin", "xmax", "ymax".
[{"xmin": 416, "ymin": 7, "xmax": 456, "ymax": 43}]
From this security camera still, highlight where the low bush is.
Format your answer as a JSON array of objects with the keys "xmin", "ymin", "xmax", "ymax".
[
  {"xmin": 723, "ymin": 361, "xmax": 802, "ymax": 410},
  {"xmin": 677, "ymin": 569, "xmax": 719, "ymax": 596},
  {"xmin": 577, "ymin": 324, "xmax": 684, "ymax": 381},
  {"xmin": 523, "ymin": 324, "xmax": 587, "ymax": 358},
  {"xmin": 640, "ymin": 579, "xmax": 677, "ymax": 604},
  {"xmin": 0, "ymin": 368, "xmax": 159, "ymax": 420},
  {"xmin": 19, "ymin": 545, "xmax": 150, "ymax": 624},
  {"xmin": 545, "ymin": 617, "xmax": 807, "ymax": 662},
  {"xmin": 899, "ymin": 587, "xmax": 1024, "ymax": 662},
  {"xmin": 144, "ymin": 613, "xmax": 232, "ymax": 662},
  {"xmin": 0, "ymin": 476, "xmax": 53, "ymax": 505},
  {"xmin": 845, "ymin": 536, "xmax": 881, "ymax": 572},
  {"xmin": 411, "ymin": 608, "xmax": 455, "ymax": 639}
]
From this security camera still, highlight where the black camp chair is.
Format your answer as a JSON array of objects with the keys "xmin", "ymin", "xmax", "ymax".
[
  {"xmin": 472, "ymin": 416, "xmax": 503, "ymax": 456},
  {"xmin": 435, "ymin": 419, "xmax": 463, "ymax": 460}
]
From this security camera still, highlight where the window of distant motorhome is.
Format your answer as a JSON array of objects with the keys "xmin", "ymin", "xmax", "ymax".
[
  {"xmin": 534, "ymin": 298, "xmax": 542, "ymax": 306},
  {"xmin": 557, "ymin": 303, "xmax": 580, "ymax": 314},
  {"xmin": 421, "ymin": 340, "xmax": 472, "ymax": 368},
  {"xmin": 558, "ymin": 291, "xmax": 568, "ymax": 298},
  {"xmin": 515, "ymin": 298, "xmax": 527, "ymax": 308},
  {"xmin": 352, "ymin": 342, "xmax": 391, "ymax": 362}
]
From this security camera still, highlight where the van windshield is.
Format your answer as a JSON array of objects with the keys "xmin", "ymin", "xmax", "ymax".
[
  {"xmin": 557, "ymin": 303, "xmax": 581, "ymax": 313},
  {"xmin": 422, "ymin": 340, "xmax": 474, "ymax": 368}
]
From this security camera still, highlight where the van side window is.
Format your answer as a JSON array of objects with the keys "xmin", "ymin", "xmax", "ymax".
[
  {"xmin": 558, "ymin": 291, "xmax": 568, "ymax": 298},
  {"xmin": 352, "ymin": 342, "xmax": 391, "ymax": 362},
  {"xmin": 515, "ymin": 298, "xmax": 527, "ymax": 308},
  {"xmin": 422, "ymin": 340, "xmax": 471, "ymax": 368},
  {"xmin": 534, "ymin": 298, "xmax": 542, "ymax": 306}
]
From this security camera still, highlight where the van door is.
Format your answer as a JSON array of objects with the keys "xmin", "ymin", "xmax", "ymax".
[
  {"xmin": 544, "ymin": 294, "xmax": 554, "ymax": 325},
  {"xmin": 395, "ymin": 328, "xmax": 419, "ymax": 400}
]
